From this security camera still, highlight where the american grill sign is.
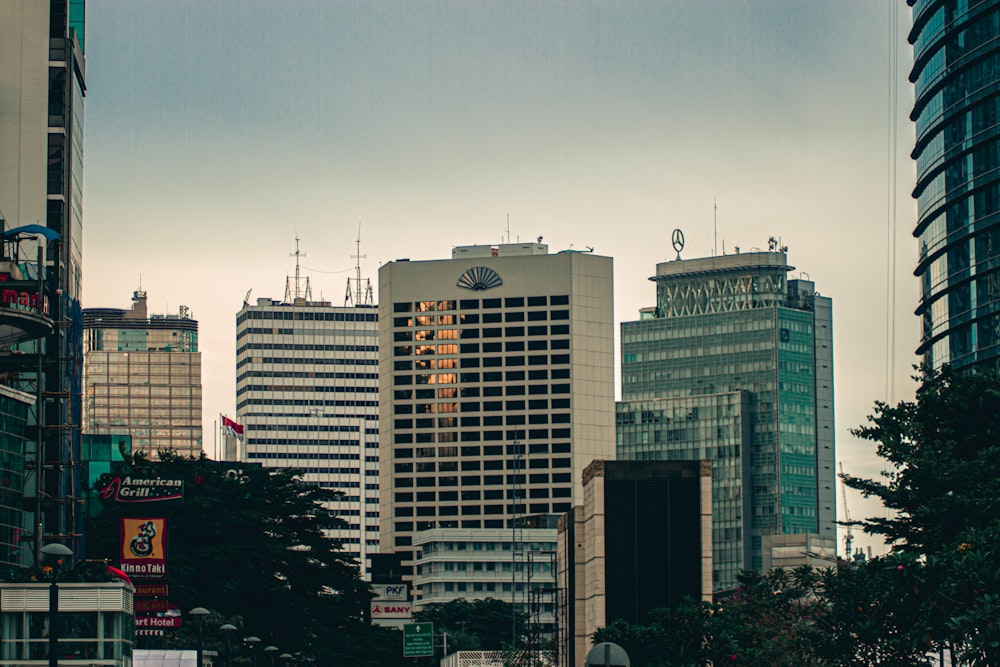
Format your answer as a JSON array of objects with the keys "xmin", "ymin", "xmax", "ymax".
[{"xmin": 97, "ymin": 475, "xmax": 183, "ymax": 504}]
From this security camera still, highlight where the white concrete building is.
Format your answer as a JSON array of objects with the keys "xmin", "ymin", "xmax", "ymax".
[{"xmin": 235, "ymin": 291, "xmax": 379, "ymax": 573}]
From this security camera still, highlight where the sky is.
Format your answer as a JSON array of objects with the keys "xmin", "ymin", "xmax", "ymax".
[{"xmin": 82, "ymin": 1, "xmax": 917, "ymax": 557}]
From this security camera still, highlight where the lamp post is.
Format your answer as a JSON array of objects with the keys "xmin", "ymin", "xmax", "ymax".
[
  {"xmin": 219, "ymin": 624, "xmax": 238, "ymax": 667},
  {"xmin": 264, "ymin": 645, "xmax": 279, "ymax": 667},
  {"xmin": 41, "ymin": 542, "xmax": 73, "ymax": 667},
  {"xmin": 188, "ymin": 608, "xmax": 210, "ymax": 667},
  {"xmin": 245, "ymin": 636, "xmax": 261, "ymax": 667},
  {"xmin": 279, "ymin": 653, "xmax": 293, "ymax": 666}
]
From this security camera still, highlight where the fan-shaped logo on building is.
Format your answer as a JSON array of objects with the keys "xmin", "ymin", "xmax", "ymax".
[{"xmin": 457, "ymin": 266, "xmax": 502, "ymax": 291}]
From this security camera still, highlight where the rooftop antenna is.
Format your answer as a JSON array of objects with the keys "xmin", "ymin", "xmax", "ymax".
[
  {"xmin": 713, "ymin": 199, "xmax": 718, "ymax": 256},
  {"xmin": 346, "ymin": 223, "xmax": 374, "ymax": 306},
  {"xmin": 285, "ymin": 235, "xmax": 311, "ymax": 303},
  {"xmin": 506, "ymin": 213, "xmax": 511, "ymax": 244}
]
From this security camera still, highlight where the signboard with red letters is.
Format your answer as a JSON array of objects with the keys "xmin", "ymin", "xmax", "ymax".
[{"xmin": 371, "ymin": 602, "xmax": 412, "ymax": 620}]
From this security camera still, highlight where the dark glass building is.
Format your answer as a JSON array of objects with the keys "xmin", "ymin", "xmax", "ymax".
[{"xmin": 909, "ymin": 0, "xmax": 1000, "ymax": 370}]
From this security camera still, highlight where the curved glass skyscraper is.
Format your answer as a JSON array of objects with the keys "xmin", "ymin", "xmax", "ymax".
[{"xmin": 909, "ymin": 0, "xmax": 1000, "ymax": 370}]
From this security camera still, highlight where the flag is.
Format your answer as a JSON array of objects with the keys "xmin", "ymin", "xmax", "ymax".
[{"xmin": 221, "ymin": 415, "xmax": 244, "ymax": 437}]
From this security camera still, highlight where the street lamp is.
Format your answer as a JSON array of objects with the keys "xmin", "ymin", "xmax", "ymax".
[
  {"xmin": 188, "ymin": 607, "xmax": 210, "ymax": 667},
  {"xmin": 245, "ymin": 636, "xmax": 261, "ymax": 667},
  {"xmin": 279, "ymin": 653, "xmax": 293, "ymax": 666},
  {"xmin": 219, "ymin": 623, "xmax": 238, "ymax": 667},
  {"xmin": 264, "ymin": 645, "xmax": 279, "ymax": 667},
  {"xmin": 41, "ymin": 542, "xmax": 73, "ymax": 667}
]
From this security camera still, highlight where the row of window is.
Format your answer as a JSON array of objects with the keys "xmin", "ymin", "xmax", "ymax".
[
  {"xmin": 237, "ymin": 371, "xmax": 378, "ymax": 383},
  {"xmin": 394, "ymin": 467, "xmax": 572, "ymax": 490},
  {"xmin": 237, "ymin": 356, "xmax": 378, "ymax": 369},
  {"xmin": 238, "ymin": 310, "xmax": 377, "ymax": 323},
  {"xmin": 237, "ymin": 342, "xmax": 377, "ymax": 354},
  {"xmin": 393, "ymin": 396, "xmax": 570, "ymax": 409},
  {"xmin": 394, "ymin": 296, "xmax": 569, "ymax": 312},
  {"xmin": 394, "ymin": 428, "xmax": 571, "ymax": 444},
  {"xmin": 394, "ymin": 369, "xmax": 570, "ymax": 383},
  {"xmin": 393, "ymin": 310, "xmax": 569, "ymax": 328}
]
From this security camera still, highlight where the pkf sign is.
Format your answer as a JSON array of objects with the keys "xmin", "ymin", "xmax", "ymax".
[{"xmin": 372, "ymin": 583, "xmax": 408, "ymax": 601}]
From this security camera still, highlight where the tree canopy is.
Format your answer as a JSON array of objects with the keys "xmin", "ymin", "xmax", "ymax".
[
  {"xmin": 84, "ymin": 452, "xmax": 406, "ymax": 667},
  {"xmin": 413, "ymin": 597, "xmax": 524, "ymax": 652},
  {"xmin": 844, "ymin": 365, "xmax": 1000, "ymax": 554}
]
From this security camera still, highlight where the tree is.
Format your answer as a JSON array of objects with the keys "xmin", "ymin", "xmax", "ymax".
[
  {"xmin": 844, "ymin": 365, "xmax": 1000, "ymax": 554},
  {"xmin": 413, "ymin": 597, "xmax": 524, "ymax": 651},
  {"xmin": 85, "ymin": 452, "xmax": 406, "ymax": 667},
  {"xmin": 844, "ymin": 366, "xmax": 1000, "ymax": 665}
]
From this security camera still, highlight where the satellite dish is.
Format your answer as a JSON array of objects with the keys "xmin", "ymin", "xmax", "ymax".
[{"xmin": 585, "ymin": 642, "xmax": 630, "ymax": 667}]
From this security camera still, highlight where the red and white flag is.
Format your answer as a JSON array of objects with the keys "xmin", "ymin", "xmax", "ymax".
[{"xmin": 221, "ymin": 415, "xmax": 244, "ymax": 438}]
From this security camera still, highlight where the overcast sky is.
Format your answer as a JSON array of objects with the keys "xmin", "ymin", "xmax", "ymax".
[{"xmin": 83, "ymin": 1, "xmax": 916, "ymax": 556}]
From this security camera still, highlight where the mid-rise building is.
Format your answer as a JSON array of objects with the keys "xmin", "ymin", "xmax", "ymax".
[
  {"xmin": 378, "ymin": 242, "xmax": 615, "ymax": 580},
  {"xmin": 235, "ymin": 277, "xmax": 379, "ymax": 572},
  {"xmin": 559, "ymin": 459, "xmax": 712, "ymax": 667},
  {"xmin": 0, "ymin": 0, "xmax": 88, "ymax": 560},
  {"xmin": 83, "ymin": 290, "xmax": 202, "ymax": 458},
  {"xmin": 618, "ymin": 247, "xmax": 835, "ymax": 591},
  {"xmin": 908, "ymin": 0, "xmax": 1000, "ymax": 370},
  {"xmin": 411, "ymin": 523, "xmax": 559, "ymax": 636}
]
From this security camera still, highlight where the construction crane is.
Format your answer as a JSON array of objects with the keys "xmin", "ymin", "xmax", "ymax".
[
  {"xmin": 839, "ymin": 462, "xmax": 854, "ymax": 560},
  {"xmin": 242, "ymin": 289, "xmax": 252, "ymax": 308}
]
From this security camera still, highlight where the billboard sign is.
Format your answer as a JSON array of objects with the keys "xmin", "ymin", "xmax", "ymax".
[
  {"xmin": 372, "ymin": 583, "xmax": 408, "ymax": 601},
  {"xmin": 98, "ymin": 475, "xmax": 183, "ymax": 505},
  {"xmin": 120, "ymin": 518, "xmax": 167, "ymax": 580},
  {"xmin": 136, "ymin": 615, "xmax": 181, "ymax": 629},
  {"xmin": 371, "ymin": 602, "xmax": 412, "ymax": 619},
  {"xmin": 403, "ymin": 623, "xmax": 433, "ymax": 657}
]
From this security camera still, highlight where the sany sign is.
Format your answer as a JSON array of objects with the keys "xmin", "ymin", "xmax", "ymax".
[{"xmin": 371, "ymin": 602, "xmax": 412, "ymax": 619}]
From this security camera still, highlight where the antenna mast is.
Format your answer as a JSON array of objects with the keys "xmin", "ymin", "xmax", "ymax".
[
  {"xmin": 714, "ymin": 199, "xmax": 718, "ymax": 256},
  {"xmin": 285, "ymin": 235, "xmax": 312, "ymax": 303},
  {"xmin": 345, "ymin": 224, "xmax": 374, "ymax": 306}
]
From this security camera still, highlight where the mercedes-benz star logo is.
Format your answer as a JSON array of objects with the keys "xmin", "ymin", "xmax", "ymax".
[{"xmin": 671, "ymin": 229, "xmax": 685, "ymax": 259}]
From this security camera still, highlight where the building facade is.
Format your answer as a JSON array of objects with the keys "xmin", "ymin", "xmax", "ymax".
[
  {"xmin": 618, "ymin": 249, "xmax": 835, "ymax": 592},
  {"xmin": 909, "ymin": 0, "xmax": 1000, "ymax": 370},
  {"xmin": 83, "ymin": 291, "xmax": 202, "ymax": 458},
  {"xmin": 558, "ymin": 459, "xmax": 712, "ymax": 667},
  {"xmin": 411, "ymin": 525, "xmax": 558, "ymax": 636},
  {"xmin": 235, "ymin": 293, "xmax": 379, "ymax": 572},
  {"xmin": 378, "ymin": 243, "xmax": 615, "ymax": 576},
  {"xmin": 0, "ymin": 581, "xmax": 134, "ymax": 666},
  {"xmin": 0, "ymin": 0, "xmax": 87, "ymax": 558}
]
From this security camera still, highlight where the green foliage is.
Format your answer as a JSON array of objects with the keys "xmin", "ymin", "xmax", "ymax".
[
  {"xmin": 84, "ymin": 452, "xmax": 406, "ymax": 667},
  {"xmin": 845, "ymin": 365, "xmax": 1000, "ymax": 554},
  {"xmin": 413, "ymin": 597, "xmax": 524, "ymax": 651}
]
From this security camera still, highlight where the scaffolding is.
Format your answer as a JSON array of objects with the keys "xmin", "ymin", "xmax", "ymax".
[{"xmin": 0, "ymin": 229, "xmax": 83, "ymax": 567}]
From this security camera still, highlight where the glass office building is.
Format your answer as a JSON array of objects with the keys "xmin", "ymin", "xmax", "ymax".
[
  {"xmin": 909, "ymin": 0, "xmax": 1000, "ymax": 370},
  {"xmin": 83, "ymin": 291, "xmax": 202, "ymax": 458},
  {"xmin": 619, "ymin": 250, "xmax": 835, "ymax": 591}
]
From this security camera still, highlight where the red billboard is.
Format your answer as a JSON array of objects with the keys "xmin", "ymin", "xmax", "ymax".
[{"xmin": 120, "ymin": 517, "xmax": 167, "ymax": 580}]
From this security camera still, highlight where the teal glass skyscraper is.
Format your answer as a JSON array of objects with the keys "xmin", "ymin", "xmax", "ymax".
[
  {"xmin": 909, "ymin": 0, "xmax": 1000, "ymax": 370},
  {"xmin": 618, "ymin": 248, "xmax": 835, "ymax": 591}
]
